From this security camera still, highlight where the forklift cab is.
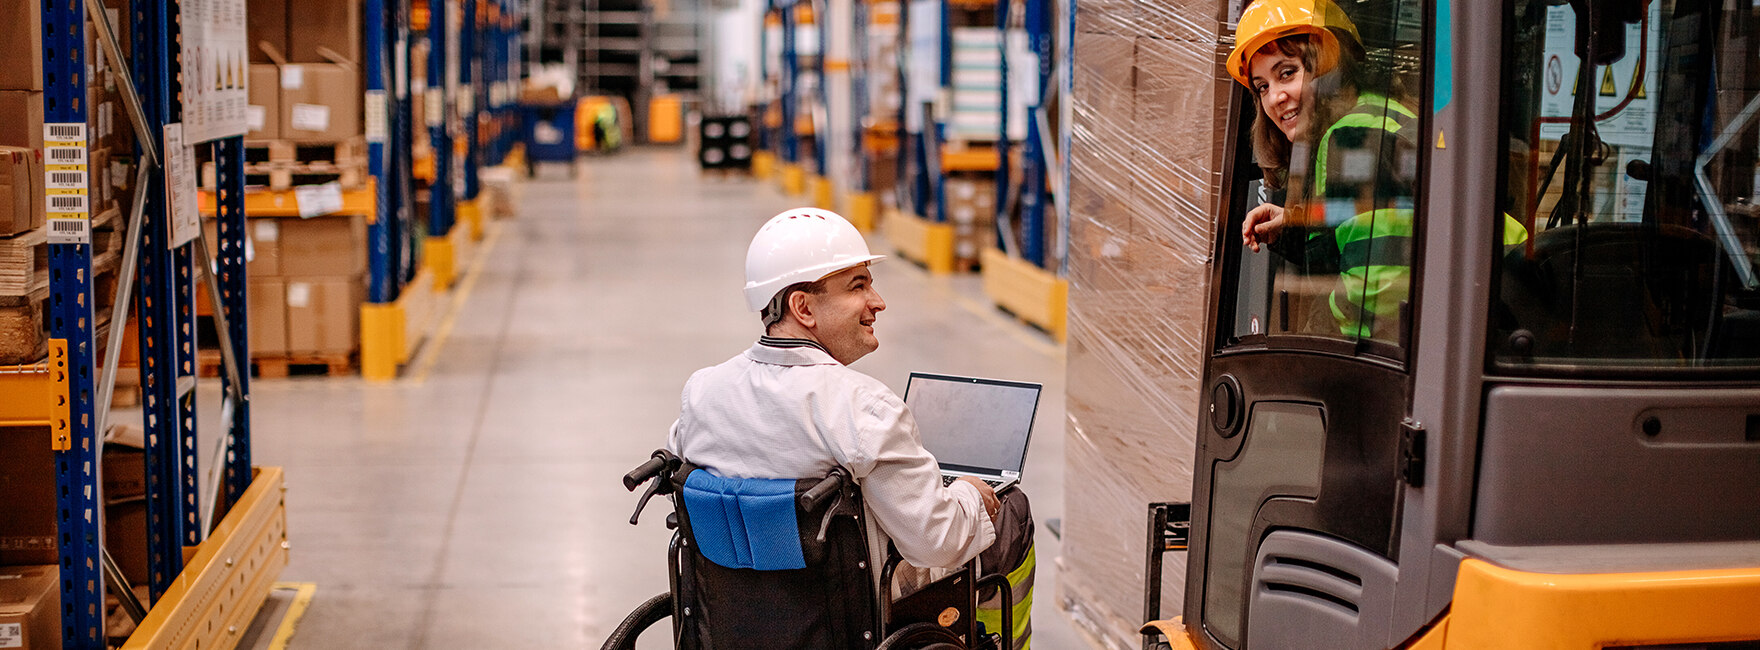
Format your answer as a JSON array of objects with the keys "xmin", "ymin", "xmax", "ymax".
[{"xmin": 1181, "ymin": 0, "xmax": 1760, "ymax": 648}]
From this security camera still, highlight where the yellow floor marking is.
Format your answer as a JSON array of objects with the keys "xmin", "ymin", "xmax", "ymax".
[
  {"xmin": 266, "ymin": 582, "xmax": 317, "ymax": 650},
  {"xmin": 409, "ymin": 221, "xmax": 506, "ymax": 384}
]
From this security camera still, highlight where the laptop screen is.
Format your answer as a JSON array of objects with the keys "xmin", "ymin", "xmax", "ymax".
[{"xmin": 903, "ymin": 373, "xmax": 1042, "ymax": 476}]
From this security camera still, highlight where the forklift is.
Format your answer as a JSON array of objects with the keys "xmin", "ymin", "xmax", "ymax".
[{"xmin": 1143, "ymin": 0, "xmax": 1760, "ymax": 647}]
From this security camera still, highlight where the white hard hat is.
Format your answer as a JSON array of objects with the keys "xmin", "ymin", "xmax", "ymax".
[{"xmin": 743, "ymin": 208, "xmax": 885, "ymax": 311}]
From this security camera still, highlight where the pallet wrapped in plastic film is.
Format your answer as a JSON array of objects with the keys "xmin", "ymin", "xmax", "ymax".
[{"xmin": 1058, "ymin": 0, "xmax": 1231, "ymax": 647}]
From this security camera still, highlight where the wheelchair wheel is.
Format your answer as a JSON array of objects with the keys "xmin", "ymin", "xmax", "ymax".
[
  {"xmin": 876, "ymin": 622, "xmax": 966, "ymax": 650},
  {"xmin": 600, "ymin": 592, "xmax": 672, "ymax": 650}
]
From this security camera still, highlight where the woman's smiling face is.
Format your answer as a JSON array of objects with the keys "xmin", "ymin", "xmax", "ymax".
[{"xmin": 1250, "ymin": 46, "xmax": 1309, "ymax": 142}]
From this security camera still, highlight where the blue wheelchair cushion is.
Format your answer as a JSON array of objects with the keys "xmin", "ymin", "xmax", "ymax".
[{"xmin": 681, "ymin": 470, "xmax": 807, "ymax": 571}]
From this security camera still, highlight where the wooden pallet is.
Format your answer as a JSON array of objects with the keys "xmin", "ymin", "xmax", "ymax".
[
  {"xmin": 198, "ymin": 350, "xmax": 354, "ymax": 379},
  {"xmin": 210, "ymin": 137, "xmax": 370, "ymax": 191},
  {"xmin": 242, "ymin": 138, "xmax": 367, "ymax": 166}
]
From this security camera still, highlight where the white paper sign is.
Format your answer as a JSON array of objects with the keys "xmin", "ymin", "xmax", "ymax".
[
  {"xmin": 290, "ymin": 103, "xmax": 332, "ymax": 132},
  {"xmin": 1537, "ymin": 2, "xmax": 1661, "ymax": 148},
  {"xmin": 246, "ymin": 105, "xmax": 266, "ymax": 131},
  {"xmin": 180, "ymin": 0, "xmax": 250, "ymax": 142},
  {"xmin": 255, "ymin": 219, "xmax": 280, "ymax": 242},
  {"xmin": 163, "ymin": 123, "xmax": 201, "ymax": 248},
  {"xmin": 293, "ymin": 181, "xmax": 345, "ymax": 218}
]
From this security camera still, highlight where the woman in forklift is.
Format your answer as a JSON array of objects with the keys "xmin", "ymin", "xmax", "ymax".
[
  {"xmin": 1231, "ymin": 0, "xmax": 1419, "ymax": 341},
  {"xmin": 1232, "ymin": 0, "xmax": 1527, "ymax": 342}
]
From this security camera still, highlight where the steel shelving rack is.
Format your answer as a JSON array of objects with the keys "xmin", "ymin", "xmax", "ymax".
[
  {"xmin": 0, "ymin": 1, "xmax": 289, "ymax": 648},
  {"xmin": 976, "ymin": 0, "xmax": 1071, "ymax": 341}
]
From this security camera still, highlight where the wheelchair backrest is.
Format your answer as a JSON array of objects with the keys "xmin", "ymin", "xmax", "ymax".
[{"xmin": 669, "ymin": 463, "xmax": 881, "ymax": 650}]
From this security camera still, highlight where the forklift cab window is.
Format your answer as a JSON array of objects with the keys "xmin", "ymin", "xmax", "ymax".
[
  {"xmin": 1227, "ymin": 2, "xmax": 1426, "ymax": 355},
  {"xmin": 1496, "ymin": 0, "xmax": 1760, "ymax": 372}
]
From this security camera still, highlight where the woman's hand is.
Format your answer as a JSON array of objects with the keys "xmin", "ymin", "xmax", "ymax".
[{"xmin": 1242, "ymin": 203, "xmax": 1287, "ymax": 252}]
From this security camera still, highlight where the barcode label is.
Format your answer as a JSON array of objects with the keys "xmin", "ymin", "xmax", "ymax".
[
  {"xmin": 47, "ymin": 146, "xmax": 88, "ymax": 165},
  {"xmin": 48, "ymin": 194, "xmax": 88, "ymax": 212},
  {"xmin": 47, "ymin": 218, "xmax": 91, "ymax": 245},
  {"xmin": 47, "ymin": 171, "xmax": 87, "ymax": 189},
  {"xmin": 44, "ymin": 123, "xmax": 86, "ymax": 144}
]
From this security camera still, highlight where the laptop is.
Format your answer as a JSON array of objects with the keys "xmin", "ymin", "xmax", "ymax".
[{"xmin": 903, "ymin": 372, "xmax": 1043, "ymax": 492}]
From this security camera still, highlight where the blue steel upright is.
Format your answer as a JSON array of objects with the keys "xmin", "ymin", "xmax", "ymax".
[
  {"xmin": 41, "ymin": 0, "xmax": 103, "ymax": 644},
  {"xmin": 780, "ymin": 2, "xmax": 800, "ymax": 165},
  {"xmin": 131, "ymin": 0, "xmax": 199, "ymax": 601},
  {"xmin": 852, "ymin": 0, "xmax": 870, "ymax": 193},
  {"xmin": 394, "ymin": 0, "xmax": 417, "ymax": 286},
  {"xmin": 212, "ymin": 138, "xmax": 253, "ymax": 505},
  {"xmin": 931, "ymin": 0, "xmax": 950, "ymax": 224},
  {"xmin": 1019, "ymin": 0, "xmax": 1051, "ymax": 267},
  {"xmin": 368, "ymin": 0, "xmax": 395, "ymax": 302},
  {"xmin": 429, "ymin": 0, "xmax": 456, "ymax": 237},
  {"xmin": 814, "ymin": 0, "xmax": 828, "ymax": 177},
  {"xmin": 460, "ymin": 0, "xmax": 480, "ymax": 202}
]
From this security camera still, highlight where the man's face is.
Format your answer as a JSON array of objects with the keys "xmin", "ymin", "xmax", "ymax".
[{"xmin": 806, "ymin": 264, "xmax": 886, "ymax": 365}]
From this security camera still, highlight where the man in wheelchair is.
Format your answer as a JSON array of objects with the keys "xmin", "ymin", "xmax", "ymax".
[{"xmin": 631, "ymin": 208, "xmax": 1035, "ymax": 649}]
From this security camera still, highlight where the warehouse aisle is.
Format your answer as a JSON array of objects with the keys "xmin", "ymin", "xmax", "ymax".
[{"xmin": 247, "ymin": 148, "xmax": 1081, "ymax": 648}]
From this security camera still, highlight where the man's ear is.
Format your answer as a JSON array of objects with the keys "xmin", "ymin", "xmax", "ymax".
[{"xmin": 789, "ymin": 290, "xmax": 816, "ymax": 329}]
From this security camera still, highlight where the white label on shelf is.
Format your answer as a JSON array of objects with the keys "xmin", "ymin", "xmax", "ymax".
[
  {"xmin": 46, "ymin": 169, "xmax": 87, "ymax": 191},
  {"xmin": 255, "ymin": 219, "xmax": 280, "ymax": 243},
  {"xmin": 289, "ymin": 104, "xmax": 332, "ymax": 132},
  {"xmin": 0, "ymin": 622, "xmax": 21, "ymax": 648},
  {"xmin": 44, "ymin": 122, "xmax": 86, "ymax": 144},
  {"xmin": 246, "ymin": 105, "xmax": 266, "ymax": 132},
  {"xmin": 47, "ymin": 218, "xmax": 92, "ymax": 245},
  {"xmin": 287, "ymin": 282, "xmax": 312, "ymax": 309},
  {"xmin": 163, "ymin": 123, "xmax": 200, "ymax": 248},
  {"xmin": 365, "ymin": 91, "xmax": 388, "ymax": 143},
  {"xmin": 395, "ymin": 46, "xmax": 409, "ymax": 97},
  {"xmin": 281, "ymin": 65, "xmax": 305, "ymax": 90},
  {"xmin": 425, "ymin": 88, "xmax": 444, "ymax": 127},
  {"xmin": 293, "ymin": 181, "xmax": 344, "ymax": 218},
  {"xmin": 458, "ymin": 91, "xmax": 474, "ymax": 117}
]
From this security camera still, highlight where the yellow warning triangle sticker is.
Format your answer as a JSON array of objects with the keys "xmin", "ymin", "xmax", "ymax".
[
  {"xmin": 1436, "ymin": 130, "xmax": 1447, "ymax": 149},
  {"xmin": 1600, "ymin": 66, "xmax": 1618, "ymax": 97},
  {"xmin": 1631, "ymin": 65, "xmax": 1646, "ymax": 99}
]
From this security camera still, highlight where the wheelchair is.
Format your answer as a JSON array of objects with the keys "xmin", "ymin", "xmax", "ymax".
[{"xmin": 603, "ymin": 450, "xmax": 1017, "ymax": 650}]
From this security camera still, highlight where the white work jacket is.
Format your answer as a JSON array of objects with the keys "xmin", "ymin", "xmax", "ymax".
[{"xmin": 667, "ymin": 338, "xmax": 998, "ymax": 586}]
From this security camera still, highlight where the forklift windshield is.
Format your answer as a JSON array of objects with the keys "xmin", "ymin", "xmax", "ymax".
[{"xmin": 1495, "ymin": 0, "xmax": 1760, "ymax": 372}]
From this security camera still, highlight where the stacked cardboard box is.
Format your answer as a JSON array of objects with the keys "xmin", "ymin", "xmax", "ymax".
[
  {"xmin": 205, "ymin": 214, "xmax": 367, "ymax": 360},
  {"xmin": 246, "ymin": 0, "xmax": 363, "ymax": 143},
  {"xmin": 0, "ymin": 5, "xmax": 136, "ymax": 366},
  {"xmin": 1058, "ymin": 0, "xmax": 1230, "ymax": 646},
  {"xmin": 0, "ymin": 564, "xmax": 59, "ymax": 649},
  {"xmin": 945, "ymin": 175, "xmax": 996, "ymax": 264}
]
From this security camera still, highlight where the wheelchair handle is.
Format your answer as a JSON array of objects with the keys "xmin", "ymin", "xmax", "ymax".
[
  {"xmin": 624, "ymin": 455, "xmax": 669, "ymax": 492},
  {"xmin": 798, "ymin": 472, "xmax": 845, "ymax": 513}
]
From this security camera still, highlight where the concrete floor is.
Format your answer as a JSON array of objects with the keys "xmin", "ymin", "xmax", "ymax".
[{"xmin": 240, "ymin": 148, "xmax": 1084, "ymax": 648}]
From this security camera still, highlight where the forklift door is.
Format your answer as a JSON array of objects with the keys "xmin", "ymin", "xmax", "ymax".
[{"xmin": 1184, "ymin": 2, "xmax": 1427, "ymax": 648}]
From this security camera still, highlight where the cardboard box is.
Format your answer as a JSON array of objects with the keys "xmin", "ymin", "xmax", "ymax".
[
  {"xmin": 102, "ymin": 425, "xmax": 145, "ymax": 502},
  {"xmin": 248, "ymin": 64, "xmax": 281, "ymax": 140},
  {"xmin": 284, "ymin": 275, "xmax": 363, "ymax": 355},
  {"xmin": 0, "ymin": 1, "xmax": 44, "ymax": 91},
  {"xmin": 103, "ymin": 499, "xmax": 148, "ymax": 586},
  {"xmin": 278, "ymin": 214, "xmax": 365, "ymax": 277},
  {"xmin": 0, "ymin": 427, "xmax": 57, "ymax": 566},
  {"xmin": 247, "ymin": 0, "xmax": 288, "ymax": 64},
  {"xmin": 251, "ymin": 276, "xmax": 288, "ymax": 355},
  {"xmin": 288, "ymin": 0, "xmax": 360, "ymax": 64},
  {"xmin": 0, "ymin": 564, "xmax": 60, "ymax": 650},
  {"xmin": 0, "ymin": 92, "xmax": 45, "ymax": 152},
  {"xmin": 279, "ymin": 64, "xmax": 362, "ymax": 142},
  {"xmin": 203, "ymin": 217, "xmax": 282, "ymax": 278},
  {"xmin": 0, "ymin": 148, "xmax": 44, "ymax": 237}
]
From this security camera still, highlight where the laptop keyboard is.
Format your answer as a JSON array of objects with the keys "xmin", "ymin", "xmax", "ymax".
[{"xmin": 943, "ymin": 474, "xmax": 1008, "ymax": 489}]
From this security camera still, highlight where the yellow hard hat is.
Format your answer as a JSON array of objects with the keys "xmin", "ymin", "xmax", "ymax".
[{"xmin": 1227, "ymin": 0, "xmax": 1362, "ymax": 88}]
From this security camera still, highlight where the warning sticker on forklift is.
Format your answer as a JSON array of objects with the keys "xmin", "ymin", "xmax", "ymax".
[{"xmin": 1537, "ymin": 2, "xmax": 1661, "ymax": 148}]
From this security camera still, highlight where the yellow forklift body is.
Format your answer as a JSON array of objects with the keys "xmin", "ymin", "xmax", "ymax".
[{"xmin": 1406, "ymin": 559, "xmax": 1760, "ymax": 649}]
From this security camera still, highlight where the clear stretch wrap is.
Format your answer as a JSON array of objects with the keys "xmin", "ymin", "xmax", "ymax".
[{"xmin": 1059, "ymin": 0, "xmax": 1231, "ymax": 647}]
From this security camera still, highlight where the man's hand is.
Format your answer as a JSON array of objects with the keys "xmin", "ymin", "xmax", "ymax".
[
  {"xmin": 1242, "ymin": 203, "xmax": 1287, "ymax": 253},
  {"xmin": 956, "ymin": 476, "xmax": 1002, "ymax": 526}
]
